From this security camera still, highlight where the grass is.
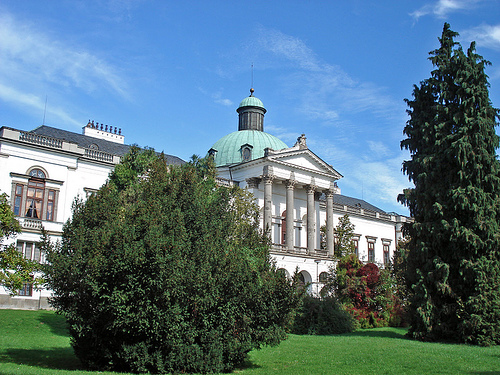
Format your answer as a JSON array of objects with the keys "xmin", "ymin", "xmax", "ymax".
[{"xmin": 0, "ymin": 309, "xmax": 499, "ymax": 375}]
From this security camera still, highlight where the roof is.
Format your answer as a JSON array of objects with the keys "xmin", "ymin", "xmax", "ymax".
[
  {"xmin": 30, "ymin": 125, "xmax": 185, "ymax": 165},
  {"xmin": 209, "ymin": 130, "xmax": 288, "ymax": 167},
  {"xmin": 238, "ymin": 95, "xmax": 265, "ymax": 110},
  {"xmin": 327, "ymin": 194, "xmax": 387, "ymax": 214}
]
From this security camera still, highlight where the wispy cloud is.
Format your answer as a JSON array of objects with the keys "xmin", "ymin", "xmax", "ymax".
[
  {"xmin": 253, "ymin": 27, "xmax": 400, "ymax": 127},
  {"xmin": 0, "ymin": 83, "xmax": 81, "ymax": 127},
  {"xmin": 411, "ymin": 0, "xmax": 481, "ymax": 20},
  {"xmin": 461, "ymin": 24, "xmax": 500, "ymax": 51},
  {"xmin": 0, "ymin": 11, "xmax": 129, "ymax": 125}
]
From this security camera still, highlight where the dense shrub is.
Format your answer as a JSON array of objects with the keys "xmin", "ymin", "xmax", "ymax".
[
  {"xmin": 325, "ymin": 254, "xmax": 403, "ymax": 328},
  {"xmin": 292, "ymin": 296, "xmax": 355, "ymax": 335},
  {"xmin": 44, "ymin": 153, "xmax": 301, "ymax": 374}
]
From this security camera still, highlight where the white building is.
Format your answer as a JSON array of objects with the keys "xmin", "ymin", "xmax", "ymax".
[
  {"xmin": 209, "ymin": 89, "xmax": 410, "ymax": 293},
  {"xmin": 0, "ymin": 122, "xmax": 183, "ymax": 309},
  {"xmin": 0, "ymin": 90, "xmax": 410, "ymax": 308}
]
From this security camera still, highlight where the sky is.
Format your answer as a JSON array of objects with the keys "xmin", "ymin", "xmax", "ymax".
[{"xmin": 1, "ymin": 0, "xmax": 500, "ymax": 216}]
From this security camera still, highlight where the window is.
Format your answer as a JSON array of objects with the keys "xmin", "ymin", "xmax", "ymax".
[
  {"xmin": 242, "ymin": 147, "xmax": 252, "ymax": 161},
  {"xmin": 319, "ymin": 272, "xmax": 328, "ymax": 283},
  {"xmin": 281, "ymin": 210, "xmax": 286, "ymax": 244},
  {"xmin": 368, "ymin": 242, "xmax": 375, "ymax": 263},
  {"xmin": 11, "ymin": 168, "xmax": 59, "ymax": 222},
  {"xmin": 46, "ymin": 190, "xmax": 56, "ymax": 221},
  {"xmin": 13, "ymin": 184, "xmax": 23, "ymax": 216},
  {"xmin": 19, "ymin": 282, "xmax": 33, "ymax": 297},
  {"xmin": 353, "ymin": 239, "xmax": 359, "ymax": 258},
  {"xmin": 25, "ymin": 178, "xmax": 44, "ymax": 218},
  {"xmin": 17, "ymin": 241, "xmax": 42, "ymax": 263},
  {"xmin": 383, "ymin": 244, "xmax": 390, "ymax": 266}
]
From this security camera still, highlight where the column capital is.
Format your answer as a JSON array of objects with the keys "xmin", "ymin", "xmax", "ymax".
[
  {"xmin": 262, "ymin": 174, "xmax": 274, "ymax": 184},
  {"xmin": 324, "ymin": 189, "xmax": 335, "ymax": 198},
  {"xmin": 285, "ymin": 179, "xmax": 296, "ymax": 189},
  {"xmin": 306, "ymin": 184, "xmax": 317, "ymax": 194},
  {"xmin": 246, "ymin": 177, "xmax": 261, "ymax": 189}
]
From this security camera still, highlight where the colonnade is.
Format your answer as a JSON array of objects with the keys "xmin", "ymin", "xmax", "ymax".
[{"xmin": 258, "ymin": 168, "xmax": 337, "ymax": 257}]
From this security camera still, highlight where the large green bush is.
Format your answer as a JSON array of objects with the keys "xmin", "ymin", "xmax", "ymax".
[
  {"xmin": 292, "ymin": 296, "xmax": 355, "ymax": 335},
  {"xmin": 44, "ymin": 152, "xmax": 301, "ymax": 373}
]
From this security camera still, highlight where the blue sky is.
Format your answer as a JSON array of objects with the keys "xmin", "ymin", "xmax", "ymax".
[{"xmin": 1, "ymin": 1, "xmax": 499, "ymax": 215}]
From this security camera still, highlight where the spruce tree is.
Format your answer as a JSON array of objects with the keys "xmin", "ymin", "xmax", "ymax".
[{"xmin": 399, "ymin": 23, "xmax": 500, "ymax": 345}]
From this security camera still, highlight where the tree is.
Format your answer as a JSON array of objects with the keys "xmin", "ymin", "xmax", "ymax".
[
  {"xmin": 399, "ymin": 23, "xmax": 500, "ymax": 345},
  {"xmin": 334, "ymin": 214, "xmax": 355, "ymax": 258},
  {"xmin": 44, "ymin": 152, "xmax": 301, "ymax": 374},
  {"xmin": 0, "ymin": 192, "xmax": 43, "ymax": 295}
]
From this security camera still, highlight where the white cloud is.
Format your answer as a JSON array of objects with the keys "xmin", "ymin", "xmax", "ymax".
[
  {"xmin": 411, "ymin": 0, "xmax": 481, "ymax": 20},
  {"xmin": 461, "ymin": 24, "xmax": 500, "ymax": 51},
  {"xmin": 0, "ymin": 12, "xmax": 130, "ymax": 113},
  {"xmin": 254, "ymin": 28, "xmax": 400, "ymax": 127},
  {"xmin": 0, "ymin": 83, "xmax": 81, "ymax": 127}
]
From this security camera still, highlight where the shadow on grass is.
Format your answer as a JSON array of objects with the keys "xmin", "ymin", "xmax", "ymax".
[
  {"xmin": 36, "ymin": 311, "xmax": 69, "ymax": 337},
  {"xmin": 1, "ymin": 347, "xmax": 81, "ymax": 371},
  {"xmin": 343, "ymin": 328, "xmax": 410, "ymax": 341}
]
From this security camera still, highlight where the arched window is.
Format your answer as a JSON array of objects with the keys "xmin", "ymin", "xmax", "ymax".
[
  {"xmin": 12, "ymin": 167, "xmax": 58, "ymax": 222},
  {"xmin": 25, "ymin": 169, "xmax": 46, "ymax": 219}
]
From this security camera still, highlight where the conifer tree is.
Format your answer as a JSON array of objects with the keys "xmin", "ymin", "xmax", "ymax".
[{"xmin": 399, "ymin": 23, "xmax": 500, "ymax": 345}]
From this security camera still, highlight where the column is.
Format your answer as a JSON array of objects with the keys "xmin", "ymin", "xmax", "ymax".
[
  {"xmin": 306, "ymin": 184, "xmax": 316, "ymax": 253},
  {"xmin": 263, "ymin": 175, "xmax": 274, "ymax": 238},
  {"xmin": 285, "ymin": 178, "xmax": 295, "ymax": 251},
  {"xmin": 325, "ymin": 189, "xmax": 335, "ymax": 257}
]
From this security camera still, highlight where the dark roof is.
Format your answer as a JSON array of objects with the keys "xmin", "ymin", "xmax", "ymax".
[
  {"xmin": 30, "ymin": 125, "xmax": 185, "ymax": 165},
  {"xmin": 318, "ymin": 193, "xmax": 387, "ymax": 214}
]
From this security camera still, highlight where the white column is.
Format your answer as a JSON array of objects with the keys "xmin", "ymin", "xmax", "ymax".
[
  {"xmin": 285, "ymin": 178, "xmax": 295, "ymax": 251},
  {"xmin": 263, "ymin": 175, "xmax": 274, "ymax": 239},
  {"xmin": 325, "ymin": 189, "xmax": 335, "ymax": 257},
  {"xmin": 306, "ymin": 184, "xmax": 316, "ymax": 253}
]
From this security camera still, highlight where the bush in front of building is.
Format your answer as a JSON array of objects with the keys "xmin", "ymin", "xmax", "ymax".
[
  {"xmin": 292, "ymin": 295, "xmax": 355, "ymax": 335},
  {"xmin": 324, "ymin": 254, "xmax": 403, "ymax": 329},
  {"xmin": 43, "ymin": 152, "xmax": 302, "ymax": 374}
]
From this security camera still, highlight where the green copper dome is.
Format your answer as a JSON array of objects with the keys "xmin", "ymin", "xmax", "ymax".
[
  {"xmin": 238, "ymin": 95, "xmax": 265, "ymax": 110},
  {"xmin": 210, "ymin": 130, "xmax": 288, "ymax": 167}
]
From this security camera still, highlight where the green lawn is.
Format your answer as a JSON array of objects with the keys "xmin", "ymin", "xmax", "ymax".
[{"xmin": 0, "ymin": 309, "xmax": 498, "ymax": 375}]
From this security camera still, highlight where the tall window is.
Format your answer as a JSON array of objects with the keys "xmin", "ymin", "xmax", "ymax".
[
  {"xmin": 281, "ymin": 210, "xmax": 286, "ymax": 244},
  {"xmin": 13, "ymin": 184, "xmax": 23, "ymax": 216},
  {"xmin": 12, "ymin": 168, "xmax": 58, "ymax": 222},
  {"xmin": 25, "ymin": 177, "xmax": 44, "ymax": 219},
  {"xmin": 383, "ymin": 244, "xmax": 390, "ymax": 266},
  {"xmin": 353, "ymin": 239, "xmax": 359, "ymax": 258},
  {"xmin": 368, "ymin": 242, "xmax": 375, "ymax": 263}
]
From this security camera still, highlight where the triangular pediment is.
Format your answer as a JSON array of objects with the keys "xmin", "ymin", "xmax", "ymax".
[{"xmin": 267, "ymin": 149, "xmax": 343, "ymax": 179}]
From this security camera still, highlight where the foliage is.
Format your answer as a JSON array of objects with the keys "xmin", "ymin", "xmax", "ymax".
[
  {"xmin": 292, "ymin": 296, "xmax": 355, "ymax": 335},
  {"xmin": 390, "ymin": 239, "xmax": 411, "ymax": 323},
  {"xmin": 44, "ymin": 152, "xmax": 302, "ymax": 374},
  {"xmin": 2, "ymin": 309, "xmax": 500, "ymax": 375},
  {"xmin": 334, "ymin": 214, "xmax": 356, "ymax": 258},
  {"xmin": 324, "ymin": 254, "xmax": 403, "ymax": 328},
  {"xmin": 399, "ymin": 23, "xmax": 500, "ymax": 345},
  {"xmin": 0, "ymin": 192, "xmax": 43, "ymax": 295},
  {"xmin": 0, "ymin": 192, "xmax": 21, "ymax": 238}
]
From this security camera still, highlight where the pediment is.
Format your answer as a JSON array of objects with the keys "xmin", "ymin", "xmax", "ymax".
[{"xmin": 267, "ymin": 149, "xmax": 343, "ymax": 179}]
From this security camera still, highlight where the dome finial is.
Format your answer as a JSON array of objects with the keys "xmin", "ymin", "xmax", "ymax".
[{"xmin": 249, "ymin": 88, "xmax": 255, "ymax": 97}]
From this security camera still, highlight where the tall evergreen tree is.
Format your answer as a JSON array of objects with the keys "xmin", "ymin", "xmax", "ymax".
[{"xmin": 399, "ymin": 23, "xmax": 500, "ymax": 345}]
